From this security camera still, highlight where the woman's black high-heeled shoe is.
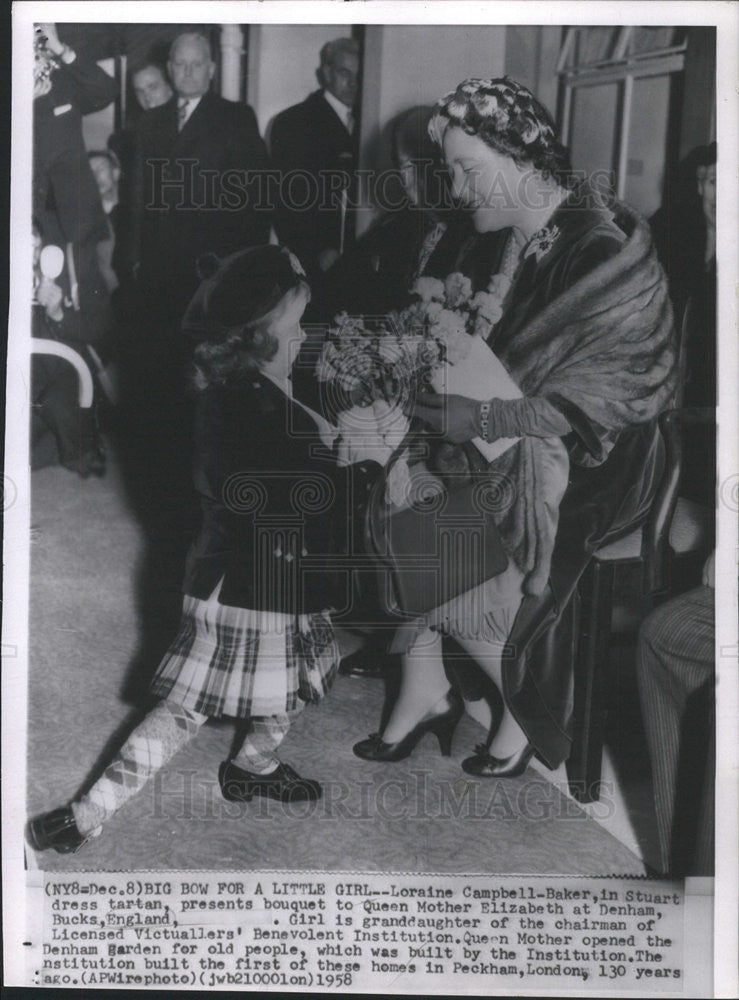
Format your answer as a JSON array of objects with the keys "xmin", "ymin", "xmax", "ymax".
[
  {"xmin": 461, "ymin": 741, "xmax": 535, "ymax": 778},
  {"xmin": 353, "ymin": 689, "xmax": 464, "ymax": 762}
]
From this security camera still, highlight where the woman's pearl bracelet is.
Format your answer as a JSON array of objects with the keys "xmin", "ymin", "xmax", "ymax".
[{"xmin": 478, "ymin": 400, "xmax": 491, "ymax": 441}]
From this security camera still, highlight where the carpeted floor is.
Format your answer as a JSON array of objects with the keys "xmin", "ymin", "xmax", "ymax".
[{"xmin": 26, "ymin": 447, "xmax": 646, "ymax": 875}]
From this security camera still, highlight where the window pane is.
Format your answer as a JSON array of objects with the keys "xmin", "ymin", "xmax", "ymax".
[
  {"xmin": 624, "ymin": 75, "xmax": 672, "ymax": 216},
  {"xmin": 569, "ymin": 83, "xmax": 619, "ymax": 183},
  {"xmin": 630, "ymin": 27, "xmax": 681, "ymax": 55},
  {"xmin": 572, "ymin": 27, "xmax": 618, "ymax": 66}
]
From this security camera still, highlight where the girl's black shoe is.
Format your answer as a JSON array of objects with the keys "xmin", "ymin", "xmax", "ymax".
[
  {"xmin": 461, "ymin": 741, "xmax": 535, "ymax": 778},
  {"xmin": 219, "ymin": 760, "xmax": 322, "ymax": 802},
  {"xmin": 27, "ymin": 806, "xmax": 86, "ymax": 854},
  {"xmin": 353, "ymin": 689, "xmax": 464, "ymax": 762}
]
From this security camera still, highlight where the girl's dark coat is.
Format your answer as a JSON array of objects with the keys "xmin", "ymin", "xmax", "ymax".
[{"xmin": 182, "ymin": 373, "xmax": 367, "ymax": 616}]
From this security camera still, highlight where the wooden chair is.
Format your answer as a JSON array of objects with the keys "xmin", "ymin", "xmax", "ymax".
[{"xmin": 565, "ymin": 297, "xmax": 714, "ymax": 802}]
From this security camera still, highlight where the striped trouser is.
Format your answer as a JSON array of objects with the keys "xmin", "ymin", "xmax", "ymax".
[{"xmin": 635, "ymin": 585, "xmax": 715, "ymax": 876}]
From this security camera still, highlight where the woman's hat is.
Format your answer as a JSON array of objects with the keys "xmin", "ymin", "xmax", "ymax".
[
  {"xmin": 428, "ymin": 77, "xmax": 555, "ymax": 149},
  {"xmin": 182, "ymin": 245, "xmax": 307, "ymax": 344}
]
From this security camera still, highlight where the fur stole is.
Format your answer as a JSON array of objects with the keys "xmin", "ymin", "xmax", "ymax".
[{"xmin": 490, "ymin": 203, "xmax": 677, "ymax": 595}]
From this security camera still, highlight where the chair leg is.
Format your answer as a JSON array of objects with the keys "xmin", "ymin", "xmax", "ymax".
[{"xmin": 567, "ymin": 560, "xmax": 615, "ymax": 803}]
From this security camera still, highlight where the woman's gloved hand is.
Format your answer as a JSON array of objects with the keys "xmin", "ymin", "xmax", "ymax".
[{"xmin": 413, "ymin": 391, "xmax": 480, "ymax": 443}]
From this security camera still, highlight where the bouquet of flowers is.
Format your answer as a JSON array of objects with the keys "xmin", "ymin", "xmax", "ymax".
[
  {"xmin": 315, "ymin": 311, "xmax": 431, "ymax": 468},
  {"xmin": 316, "ymin": 270, "xmax": 516, "ymax": 476},
  {"xmin": 406, "ymin": 270, "xmax": 512, "ymax": 346},
  {"xmin": 317, "ymin": 271, "xmax": 511, "ymax": 402}
]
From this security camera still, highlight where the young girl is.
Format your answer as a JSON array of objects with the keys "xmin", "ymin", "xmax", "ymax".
[{"xmin": 29, "ymin": 245, "xmax": 356, "ymax": 853}]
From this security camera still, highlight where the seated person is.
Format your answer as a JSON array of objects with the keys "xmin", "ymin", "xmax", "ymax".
[
  {"xmin": 636, "ymin": 552, "xmax": 715, "ymax": 876},
  {"xmin": 651, "ymin": 143, "xmax": 716, "ymax": 512},
  {"xmin": 31, "ymin": 222, "xmax": 105, "ymax": 477},
  {"xmin": 88, "ymin": 149, "xmax": 135, "ymax": 319},
  {"xmin": 312, "ymin": 104, "xmax": 511, "ymax": 323}
]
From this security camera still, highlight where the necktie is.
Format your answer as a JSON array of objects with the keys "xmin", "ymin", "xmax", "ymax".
[
  {"xmin": 345, "ymin": 109, "xmax": 354, "ymax": 136},
  {"xmin": 177, "ymin": 98, "xmax": 189, "ymax": 131}
]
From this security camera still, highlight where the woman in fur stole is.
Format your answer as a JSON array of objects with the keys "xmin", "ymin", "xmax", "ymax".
[{"xmin": 353, "ymin": 78, "xmax": 676, "ymax": 777}]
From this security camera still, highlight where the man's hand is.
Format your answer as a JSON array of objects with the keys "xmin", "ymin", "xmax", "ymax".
[
  {"xmin": 37, "ymin": 23, "xmax": 64, "ymax": 57},
  {"xmin": 702, "ymin": 550, "xmax": 715, "ymax": 589},
  {"xmin": 413, "ymin": 392, "xmax": 480, "ymax": 444}
]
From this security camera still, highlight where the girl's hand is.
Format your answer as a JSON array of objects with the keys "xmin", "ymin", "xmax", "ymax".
[{"xmin": 413, "ymin": 391, "xmax": 480, "ymax": 443}]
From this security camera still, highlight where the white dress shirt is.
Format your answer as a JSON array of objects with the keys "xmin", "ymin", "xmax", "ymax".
[
  {"xmin": 177, "ymin": 95, "xmax": 202, "ymax": 130},
  {"xmin": 322, "ymin": 89, "xmax": 354, "ymax": 134}
]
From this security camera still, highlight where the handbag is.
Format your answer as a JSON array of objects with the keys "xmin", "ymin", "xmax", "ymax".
[{"xmin": 364, "ymin": 432, "xmax": 509, "ymax": 618}]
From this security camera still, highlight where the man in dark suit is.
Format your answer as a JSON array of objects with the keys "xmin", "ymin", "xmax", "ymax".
[
  {"xmin": 270, "ymin": 37, "xmax": 359, "ymax": 282},
  {"xmin": 33, "ymin": 22, "xmax": 116, "ymax": 349},
  {"xmin": 132, "ymin": 31, "xmax": 271, "ymax": 329}
]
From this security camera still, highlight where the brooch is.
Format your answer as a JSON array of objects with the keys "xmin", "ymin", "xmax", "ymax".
[{"xmin": 524, "ymin": 223, "xmax": 561, "ymax": 263}]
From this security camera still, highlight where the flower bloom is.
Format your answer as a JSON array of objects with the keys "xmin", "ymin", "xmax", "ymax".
[
  {"xmin": 412, "ymin": 275, "xmax": 445, "ymax": 302},
  {"xmin": 518, "ymin": 114, "xmax": 540, "ymax": 144},
  {"xmin": 488, "ymin": 273, "xmax": 512, "ymax": 297},
  {"xmin": 418, "ymin": 339, "xmax": 442, "ymax": 367},
  {"xmin": 430, "ymin": 309, "xmax": 471, "ymax": 365},
  {"xmin": 427, "ymin": 113, "xmax": 448, "ymax": 146},
  {"xmin": 434, "ymin": 308, "xmax": 467, "ymax": 339},
  {"xmin": 447, "ymin": 101, "xmax": 469, "ymax": 122},
  {"xmin": 315, "ymin": 341, "xmax": 339, "ymax": 382},
  {"xmin": 471, "ymin": 91, "xmax": 502, "ymax": 118},
  {"xmin": 378, "ymin": 337, "xmax": 405, "ymax": 364},
  {"xmin": 333, "ymin": 311, "xmax": 367, "ymax": 337},
  {"xmin": 473, "ymin": 314, "xmax": 495, "ymax": 338},
  {"xmin": 472, "ymin": 291, "xmax": 504, "ymax": 324},
  {"xmin": 444, "ymin": 272, "xmax": 473, "ymax": 308}
]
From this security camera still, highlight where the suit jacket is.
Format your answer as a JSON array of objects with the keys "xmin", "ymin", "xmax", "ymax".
[
  {"xmin": 34, "ymin": 52, "xmax": 116, "ymax": 246},
  {"xmin": 133, "ymin": 91, "xmax": 272, "ymax": 319},
  {"xmin": 270, "ymin": 90, "xmax": 356, "ymax": 275},
  {"xmin": 183, "ymin": 372, "xmax": 374, "ymax": 614},
  {"xmin": 34, "ymin": 53, "xmax": 116, "ymax": 344}
]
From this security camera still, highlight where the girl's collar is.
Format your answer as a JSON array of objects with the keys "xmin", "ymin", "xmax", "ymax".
[{"xmin": 259, "ymin": 368, "xmax": 292, "ymax": 396}]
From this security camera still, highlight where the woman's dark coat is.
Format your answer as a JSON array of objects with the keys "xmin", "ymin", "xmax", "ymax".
[{"xmin": 490, "ymin": 196, "xmax": 670, "ymax": 768}]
